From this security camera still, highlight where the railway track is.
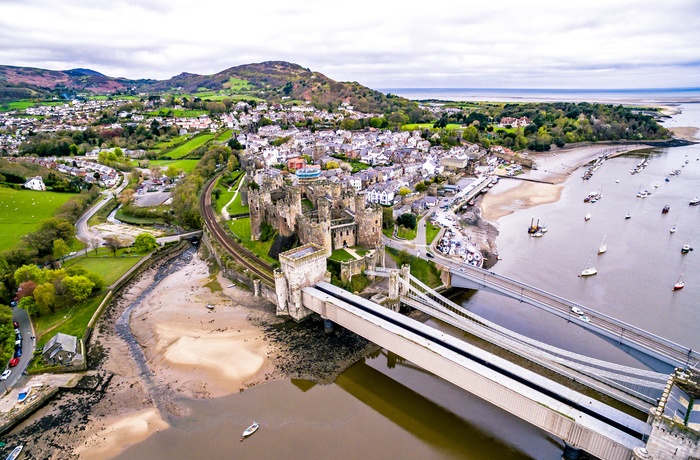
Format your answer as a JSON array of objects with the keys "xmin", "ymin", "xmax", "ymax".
[{"xmin": 200, "ymin": 175, "xmax": 275, "ymax": 285}]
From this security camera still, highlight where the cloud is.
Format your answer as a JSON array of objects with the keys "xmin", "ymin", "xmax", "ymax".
[{"xmin": 0, "ymin": 0, "xmax": 698, "ymax": 88}]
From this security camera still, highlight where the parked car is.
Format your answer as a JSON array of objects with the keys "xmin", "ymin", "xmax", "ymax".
[
  {"xmin": 1, "ymin": 370, "xmax": 11, "ymax": 380},
  {"xmin": 426, "ymin": 252, "xmax": 434, "ymax": 258},
  {"xmin": 14, "ymin": 328, "xmax": 20, "ymax": 335},
  {"xmin": 15, "ymin": 333, "xmax": 22, "ymax": 342},
  {"xmin": 8, "ymin": 358, "xmax": 19, "ymax": 368},
  {"xmin": 10, "ymin": 301, "xmax": 16, "ymax": 307},
  {"xmin": 14, "ymin": 348, "xmax": 21, "ymax": 358},
  {"xmin": 12, "ymin": 321, "xmax": 18, "ymax": 328}
]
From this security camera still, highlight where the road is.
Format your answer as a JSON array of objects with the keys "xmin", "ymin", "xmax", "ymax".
[
  {"xmin": 75, "ymin": 172, "xmax": 130, "ymax": 248},
  {"xmin": 2, "ymin": 307, "xmax": 34, "ymax": 391}
]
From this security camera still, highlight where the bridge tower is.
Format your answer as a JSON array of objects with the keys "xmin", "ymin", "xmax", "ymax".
[
  {"xmin": 643, "ymin": 368, "xmax": 700, "ymax": 458},
  {"xmin": 275, "ymin": 244, "xmax": 330, "ymax": 321}
]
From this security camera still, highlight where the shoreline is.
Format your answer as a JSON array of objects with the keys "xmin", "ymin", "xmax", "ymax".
[{"xmin": 481, "ymin": 143, "xmax": 650, "ymax": 223}]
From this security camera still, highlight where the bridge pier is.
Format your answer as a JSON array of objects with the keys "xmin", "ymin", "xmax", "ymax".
[
  {"xmin": 323, "ymin": 318, "xmax": 334, "ymax": 335},
  {"xmin": 561, "ymin": 443, "xmax": 583, "ymax": 460}
]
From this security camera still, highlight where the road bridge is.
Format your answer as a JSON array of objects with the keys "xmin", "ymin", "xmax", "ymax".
[
  {"xmin": 302, "ymin": 281, "xmax": 649, "ymax": 460},
  {"xmin": 448, "ymin": 265, "xmax": 699, "ymax": 374}
]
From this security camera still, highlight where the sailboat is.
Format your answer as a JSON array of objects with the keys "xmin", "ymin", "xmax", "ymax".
[
  {"xmin": 681, "ymin": 230, "xmax": 694, "ymax": 254},
  {"xmin": 580, "ymin": 254, "xmax": 597, "ymax": 277},
  {"xmin": 670, "ymin": 217, "xmax": 679, "ymax": 234},
  {"xmin": 598, "ymin": 234, "xmax": 607, "ymax": 254},
  {"xmin": 584, "ymin": 212, "xmax": 591, "ymax": 221},
  {"xmin": 673, "ymin": 270, "xmax": 685, "ymax": 291}
]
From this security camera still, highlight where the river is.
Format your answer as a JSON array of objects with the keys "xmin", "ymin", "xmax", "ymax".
[{"xmin": 115, "ymin": 104, "xmax": 700, "ymax": 460}]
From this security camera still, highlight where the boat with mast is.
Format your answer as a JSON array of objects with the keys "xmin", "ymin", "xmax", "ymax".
[
  {"xmin": 598, "ymin": 234, "xmax": 607, "ymax": 254},
  {"xmin": 673, "ymin": 270, "xmax": 685, "ymax": 291},
  {"xmin": 579, "ymin": 253, "xmax": 597, "ymax": 277}
]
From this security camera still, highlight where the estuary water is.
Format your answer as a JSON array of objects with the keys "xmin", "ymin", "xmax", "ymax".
[{"xmin": 116, "ymin": 103, "xmax": 700, "ymax": 460}]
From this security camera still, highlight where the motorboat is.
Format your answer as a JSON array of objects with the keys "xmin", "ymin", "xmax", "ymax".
[
  {"xmin": 6, "ymin": 446, "xmax": 22, "ymax": 460},
  {"xmin": 690, "ymin": 197, "xmax": 700, "ymax": 206},
  {"xmin": 584, "ymin": 213, "xmax": 591, "ymax": 221},
  {"xmin": 17, "ymin": 387, "xmax": 32, "ymax": 403},
  {"xmin": 662, "ymin": 205, "xmax": 670, "ymax": 214},
  {"xmin": 531, "ymin": 230, "xmax": 544, "ymax": 238},
  {"xmin": 681, "ymin": 244, "xmax": 691, "ymax": 254},
  {"xmin": 240, "ymin": 422, "xmax": 260, "ymax": 441},
  {"xmin": 625, "ymin": 213, "xmax": 631, "ymax": 220}
]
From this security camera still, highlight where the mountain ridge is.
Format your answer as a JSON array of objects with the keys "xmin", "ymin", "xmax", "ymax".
[{"xmin": 0, "ymin": 61, "xmax": 414, "ymax": 114}]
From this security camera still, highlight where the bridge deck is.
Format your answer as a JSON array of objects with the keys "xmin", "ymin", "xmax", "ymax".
[
  {"xmin": 303, "ymin": 282, "xmax": 649, "ymax": 460},
  {"xmin": 450, "ymin": 265, "xmax": 698, "ymax": 371}
]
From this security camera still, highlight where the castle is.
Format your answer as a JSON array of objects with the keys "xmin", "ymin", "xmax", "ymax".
[{"xmin": 245, "ymin": 168, "xmax": 383, "ymax": 255}]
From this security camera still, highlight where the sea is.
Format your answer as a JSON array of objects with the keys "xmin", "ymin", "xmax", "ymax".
[{"xmin": 116, "ymin": 93, "xmax": 700, "ymax": 460}]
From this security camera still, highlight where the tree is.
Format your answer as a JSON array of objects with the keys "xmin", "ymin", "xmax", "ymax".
[
  {"xmin": 18, "ymin": 296, "xmax": 38, "ymax": 316},
  {"xmin": 414, "ymin": 182, "xmax": 428, "ymax": 192},
  {"xmin": 14, "ymin": 264, "xmax": 44, "ymax": 284},
  {"xmin": 398, "ymin": 187, "xmax": 411, "ymax": 196},
  {"xmin": 133, "ymin": 233, "xmax": 158, "ymax": 253},
  {"xmin": 165, "ymin": 164, "xmax": 181, "ymax": 179},
  {"xmin": 63, "ymin": 275, "xmax": 95, "ymax": 304},
  {"xmin": 119, "ymin": 189, "xmax": 135, "ymax": 205},
  {"xmin": 33, "ymin": 282, "xmax": 56, "ymax": 315},
  {"xmin": 324, "ymin": 161, "xmax": 339, "ymax": 170},
  {"xmin": 213, "ymin": 188, "xmax": 223, "ymax": 199},
  {"xmin": 382, "ymin": 206, "xmax": 394, "ymax": 230},
  {"xmin": 53, "ymin": 239, "xmax": 69, "ymax": 261},
  {"xmin": 17, "ymin": 280, "xmax": 37, "ymax": 299},
  {"xmin": 397, "ymin": 213, "xmax": 417, "ymax": 230},
  {"xmin": 104, "ymin": 235, "xmax": 122, "ymax": 256},
  {"xmin": 89, "ymin": 237, "xmax": 101, "ymax": 256}
]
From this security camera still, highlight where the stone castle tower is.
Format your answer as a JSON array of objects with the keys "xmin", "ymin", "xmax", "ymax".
[{"xmin": 354, "ymin": 193, "xmax": 382, "ymax": 248}]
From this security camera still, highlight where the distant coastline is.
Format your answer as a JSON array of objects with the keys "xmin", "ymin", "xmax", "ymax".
[{"xmin": 378, "ymin": 87, "xmax": 700, "ymax": 104}]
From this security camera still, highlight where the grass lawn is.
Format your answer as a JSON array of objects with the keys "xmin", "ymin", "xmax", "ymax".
[
  {"xmin": 426, "ymin": 222, "xmax": 441, "ymax": 245},
  {"xmin": 34, "ymin": 291, "xmax": 108, "ymax": 348},
  {"xmin": 216, "ymin": 129, "xmax": 233, "ymax": 141},
  {"xmin": 227, "ymin": 217, "xmax": 276, "ymax": 265},
  {"xmin": 397, "ymin": 226, "xmax": 417, "ymax": 240},
  {"xmin": 153, "ymin": 135, "xmax": 189, "ymax": 150},
  {"xmin": 0, "ymin": 187, "xmax": 78, "ymax": 251},
  {"xmin": 329, "ymin": 248, "xmax": 355, "ymax": 262},
  {"xmin": 354, "ymin": 248, "xmax": 369, "ymax": 257},
  {"xmin": 63, "ymin": 254, "xmax": 143, "ymax": 286},
  {"xmin": 147, "ymin": 109, "xmax": 208, "ymax": 117},
  {"xmin": 215, "ymin": 176, "xmax": 236, "ymax": 213},
  {"xmin": 401, "ymin": 123, "xmax": 434, "ymax": 130},
  {"xmin": 227, "ymin": 188, "xmax": 249, "ymax": 215},
  {"xmin": 140, "ymin": 159, "xmax": 199, "ymax": 174},
  {"xmin": 386, "ymin": 247, "xmax": 442, "ymax": 288},
  {"xmin": 162, "ymin": 133, "xmax": 216, "ymax": 159},
  {"xmin": 382, "ymin": 227, "xmax": 394, "ymax": 239}
]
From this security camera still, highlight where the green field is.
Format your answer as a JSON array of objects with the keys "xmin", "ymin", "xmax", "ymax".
[
  {"xmin": 64, "ymin": 255, "xmax": 142, "ymax": 286},
  {"xmin": 0, "ymin": 100, "xmax": 66, "ymax": 112},
  {"xmin": 329, "ymin": 248, "xmax": 355, "ymax": 262},
  {"xmin": 0, "ymin": 187, "xmax": 78, "ymax": 251},
  {"xmin": 216, "ymin": 130, "xmax": 233, "ymax": 141},
  {"xmin": 401, "ymin": 123, "xmax": 465, "ymax": 131},
  {"xmin": 151, "ymin": 134, "xmax": 189, "ymax": 151},
  {"xmin": 148, "ymin": 109, "xmax": 208, "ymax": 117},
  {"xmin": 228, "ymin": 217, "xmax": 276, "ymax": 265},
  {"xmin": 34, "ymin": 291, "xmax": 108, "ymax": 348},
  {"xmin": 426, "ymin": 222, "xmax": 441, "ymax": 245},
  {"xmin": 397, "ymin": 226, "xmax": 417, "ymax": 240},
  {"xmin": 163, "ymin": 133, "xmax": 216, "ymax": 159},
  {"xmin": 134, "ymin": 159, "xmax": 199, "ymax": 174}
]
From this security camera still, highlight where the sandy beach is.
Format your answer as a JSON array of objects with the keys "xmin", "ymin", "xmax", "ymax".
[{"xmin": 482, "ymin": 143, "xmax": 650, "ymax": 222}]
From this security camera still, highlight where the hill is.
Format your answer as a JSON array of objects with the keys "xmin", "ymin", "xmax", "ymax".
[{"xmin": 0, "ymin": 61, "xmax": 414, "ymax": 114}]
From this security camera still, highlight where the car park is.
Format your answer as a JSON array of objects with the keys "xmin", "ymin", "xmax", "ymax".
[
  {"xmin": 1, "ymin": 370, "xmax": 11, "ymax": 380},
  {"xmin": 8, "ymin": 358, "xmax": 19, "ymax": 368}
]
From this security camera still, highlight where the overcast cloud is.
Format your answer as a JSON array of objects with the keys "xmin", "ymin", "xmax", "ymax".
[{"xmin": 1, "ymin": 0, "xmax": 698, "ymax": 89}]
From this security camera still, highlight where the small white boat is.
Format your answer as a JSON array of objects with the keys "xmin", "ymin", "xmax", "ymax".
[
  {"xmin": 580, "ymin": 267, "xmax": 597, "ymax": 277},
  {"xmin": 598, "ymin": 235, "xmax": 607, "ymax": 254},
  {"xmin": 625, "ymin": 213, "xmax": 631, "ymax": 220},
  {"xmin": 531, "ymin": 230, "xmax": 544, "ymax": 238},
  {"xmin": 6, "ymin": 446, "xmax": 22, "ymax": 460},
  {"xmin": 615, "ymin": 179, "xmax": 620, "ymax": 183},
  {"xmin": 690, "ymin": 197, "xmax": 700, "ymax": 206},
  {"xmin": 241, "ymin": 422, "xmax": 260, "ymax": 441},
  {"xmin": 584, "ymin": 213, "xmax": 591, "ymax": 221},
  {"xmin": 673, "ymin": 271, "xmax": 685, "ymax": 291},
  {"xmin": 670, "ymin": 226, "xmax": 676, "ymax": 234},
  {"xmin": 206, "ymin": 304, "xmax": 214, "ymax": 310},
  {"xmin": 17, "ymin": 387, "xmax": 32, "ymax": 403}
]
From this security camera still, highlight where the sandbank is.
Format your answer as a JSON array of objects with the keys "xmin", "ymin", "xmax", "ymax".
[
  {"xmin": 483, "ymin": 143, "xmax": 648, "ymax": 222},
  {"xmin": 74, "ymin": 408, "xmax": 168, "ymax": 460}
]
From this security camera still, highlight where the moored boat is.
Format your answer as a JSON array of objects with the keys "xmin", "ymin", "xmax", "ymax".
[
  {"xmin": 625, "ymin": 213, "xmax": 631, "ymax": 220},
  {"xmin": 598, "ymin": 234, "xmax": 607, "ymax": 254},
  {"xmin": 580, "ymin": 267, "xmax": 597, "ymax": 277},
  {"xmin": 241, "ymin": 421, "xmax": 260, "ymax": 441},
  {"xmin": 673, "ymin": 271, "xmax": 685, "ymax": 291},
  {"xmin": 662, "ymin": 205, "xmax": 670, "ymax": 214},
  {"xmin": 17, "ymin": 387, "xmax": 31, "ymax": 403},
  {"xmin": 584, "ymin": 213, "xmax": 591, "ymax": 221},
  {"xmin": 6, "ymin": 446, "xmax": 22, "ymax": 460},
  {"xmin": 690, "ymin": 197, "xmax": 700, "ymax": 206}
]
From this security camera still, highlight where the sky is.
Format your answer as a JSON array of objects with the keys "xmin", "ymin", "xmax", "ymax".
[{"xmin": 1, "ymin": 0, "xmax": 699, "ymax": 90}]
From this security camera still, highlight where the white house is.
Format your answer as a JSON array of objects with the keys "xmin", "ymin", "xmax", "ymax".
[{"xmin": 24, "ymin": 176, "xmax": 46, "ymax": 191}]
